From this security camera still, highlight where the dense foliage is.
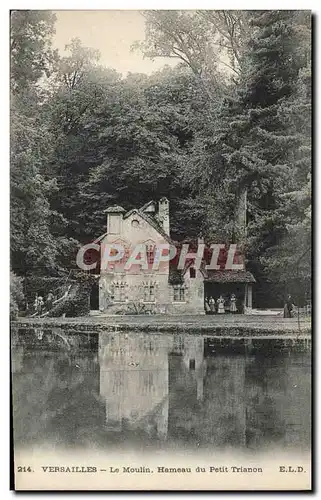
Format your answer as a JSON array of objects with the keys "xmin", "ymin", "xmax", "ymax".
[
  {"xmin": 10, "ymin": 271, "xmax": 25, "ymax": 319},
  {"xmin": 10, "ymin": 10, "xmax": 311, "ymax": 307}
]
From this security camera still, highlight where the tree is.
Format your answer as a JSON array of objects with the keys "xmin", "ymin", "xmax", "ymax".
[
  {"xmin": 223, "ymin": 10, "xmax": 311, "ymax": 304},
  {"xmin": 150, "ymin": 10, "xmax": 311, "ymax": 304},
  {"xmin": 260, "ymin": 38, "xmax": 311, "ymax": 303},
  {"xmin": 10, "ymin": 93, "xmax": 60, "ymax": 274},
  {"xmin": 134, "ymin": 10, "xmax": 248, "ymax": 88},
  {"xmin": 45, "ymin": 39, "xmax": 122, "ymax": 244},
  {"xmin": 10, "ymin": 10, "xmax": 74, "ymax": 276},
  {"xmin": 10, "ymin": 10, "xmax": 57, "ymax": 94}
]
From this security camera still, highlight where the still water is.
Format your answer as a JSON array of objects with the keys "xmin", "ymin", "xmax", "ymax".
[{"xmin": 11, "ymin": 332, "xmax": 311, "ymax": 452}]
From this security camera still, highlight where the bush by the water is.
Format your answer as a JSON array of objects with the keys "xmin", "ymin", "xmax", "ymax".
[
  {"xmin": 48, "ymin": 281, "xmax": 92, "ymax": 317},
  {"xmin": 10, "ymin": 272, "xmax": 25, "ymax": 319},
  {"xmin": 23, "ymin": 274, "xmax": 97, "ymax": 317}
]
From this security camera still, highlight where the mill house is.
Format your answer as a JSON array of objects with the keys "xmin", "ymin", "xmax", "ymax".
[{"xmin": 92, "ymin": 198, "xmax": 255, "ymax": 315}]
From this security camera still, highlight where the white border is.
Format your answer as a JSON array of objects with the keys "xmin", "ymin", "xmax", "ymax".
[{"xmin": 1, "ymin": 2, "xmax": 319, "ymax": 499}]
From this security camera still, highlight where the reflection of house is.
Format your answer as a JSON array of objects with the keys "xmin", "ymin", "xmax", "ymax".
[
  {"xmin": 99, "ymin": 333, "xmax": 206, "ymax": 438},
  {"xmin": 93, "ymin": 199, "xmax": 255, "ymax": 314},
  {"xmin": 99, "ymin": 333, "xmax": 169, "ymax": 437}
]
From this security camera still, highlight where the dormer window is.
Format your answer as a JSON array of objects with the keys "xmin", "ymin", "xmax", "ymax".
[
  {"xmin": 146, "ymin": 244, "xmax": 154, "ymax": 265},
  {"xmin": 144, "ymin": 240, "xmax": 155, "ymax": 266}
]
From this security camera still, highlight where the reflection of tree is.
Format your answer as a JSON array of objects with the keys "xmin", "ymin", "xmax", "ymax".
[
  {"xmin": 169, "ymin": 355, "xmax": 247, "ymax": 447},
  {"xmin": 245, "ymin": 356, "xmax": 286, "ymax": 448},
  {"xmin": 245, "ymin": 354, "xmax": 311, "ymax": 449},
  {"xmin": 246, "ymin": 394, "xmax": 285, "ymax": 448},
  {"xmin": 12, "ymin": 351, "xmax": 64, "ymax": 445},
  {"xmin": 12, "ymin": 348, "xmax": 104, "ymax": 448},
  {"xmin": 44, "ymin": 353, "xmax": 104, "ymax": 446}
]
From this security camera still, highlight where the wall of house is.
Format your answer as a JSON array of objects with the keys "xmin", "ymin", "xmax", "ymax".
[
  {"xmin": 100, "ymin": 210, "xmax": 172, "ymax": 313},
  {"xmin": 168, "ymin": 268, "xmax": 205, "ymax": 315},
  {"xmin": 99, "ymin": 272, "xmax": 172, "ymax": 314},
  {"xmin": 103, "ymin": 210, "xmax": 167, "ymax": 248}
]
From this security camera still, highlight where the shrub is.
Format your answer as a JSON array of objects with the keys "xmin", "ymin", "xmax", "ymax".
[
  {"xmin": 49, "ymin": 282, "xmax": 91, "ymax": 317},
  {"xmin": 10, "ymin": 272, "xmax": 25, "ymax": 319}
]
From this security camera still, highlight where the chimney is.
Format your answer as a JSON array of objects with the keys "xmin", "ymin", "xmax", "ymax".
[
  {"xmin": 158, "ymin": 198, "xmax": 170, "ymax": 236},
  {"xmin": 104, "ymin": 205, "xmax": 125, "ymax": 235}
]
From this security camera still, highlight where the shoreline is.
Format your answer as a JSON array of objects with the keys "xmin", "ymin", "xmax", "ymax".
[{"xmin": 11, "ymin": 315, "xmax": 311, "ymax": 337}]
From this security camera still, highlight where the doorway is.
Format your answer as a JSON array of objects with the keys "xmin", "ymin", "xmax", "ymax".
[
  {"xmin": 90, "ymin": 281, "xmax": 99, "ymax": 310},
  {"xmin": 204, "ymin": 282, "xmax": 244, "ymax": 313}
]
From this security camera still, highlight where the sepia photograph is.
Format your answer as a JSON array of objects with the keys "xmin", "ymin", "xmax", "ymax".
[{"xmin": 10, "ymin": 7, "xmax": 312, "ymax": 491}]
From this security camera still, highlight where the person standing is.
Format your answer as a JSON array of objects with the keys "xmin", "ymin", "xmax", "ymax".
[
  {"xmin": 284, "ymin": 294, "xmax": 294, "ymax": 318},
  {"xmin": 33, "ymin": 295, "xmax": 38, "ymax": 314},
  {"xmin": 209, "ymin": 296, "xmax": 215, "ymax": 314},
  {"xmin": 230, "ymin": 293, "xmax": 237, "ymax": 313},
  {"xmin": 217, "ymin": 295, "xmax": 225, "ymax": 314},
  {"xmin": 46, "ymin": 291, "xmax": 54, "ymax": 311},
  {"xmin": 37, "ymin": 296, "xmax": 44, "ymax": 315}
]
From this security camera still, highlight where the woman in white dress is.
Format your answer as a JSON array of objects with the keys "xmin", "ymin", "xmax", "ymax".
[{"xmin": 217, "ymin": 295, "xmax": 225, "ymax": 314}]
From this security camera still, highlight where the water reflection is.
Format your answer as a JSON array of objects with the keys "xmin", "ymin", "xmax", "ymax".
[
  {"xmin": 11, "ymin": 331, "xmax": 311, "ymax": 451},
  {"xmin": 99, "ymin": 334, "xmax": 206, "ymax": 439}
]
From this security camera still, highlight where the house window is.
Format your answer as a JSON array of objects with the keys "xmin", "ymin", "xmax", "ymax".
[
  {"xmin": 140, "ymin": 372, "xmax": 154, "ymax": 394},
  {"xmin": 146, "ymin": 244, "xmax": 154, "ymax": 265},
  {"xmin": 189, "ymin": 267, "xmax": 196, "ymax": 278},
  {"xmin": 112, "ymin": 283, "xmax": 126, "ymax": 302},
  {"xmin": 112, "ymin": 371, "xmax": 124, "ymax": 394},
  {"xmin": 143, "ymin": 284, "xmax": 155, "ymax": 303},
  {"xmin": 189, "ymin": 359, "xmax": 196, "ymax": 370},
  {"xmin": 173, "ymin": 286, "xmax": 185, "ymax": 302},
  {"xmin": 173, "ymin": 335, "xmax": 184, "ymax": 352},
  {"xmin": 121, "ymin": 247, "xmax": 130, "ymax": 265}
]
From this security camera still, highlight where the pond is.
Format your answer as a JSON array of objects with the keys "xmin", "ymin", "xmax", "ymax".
[{"xmin": 11, "ymin": 331, "xmax": 311, "ymax": 454}]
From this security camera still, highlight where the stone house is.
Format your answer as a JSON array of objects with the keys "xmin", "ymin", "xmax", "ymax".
[{"xmin": 94, "ymin": 198, "xmax": 255, "ymax": 315}]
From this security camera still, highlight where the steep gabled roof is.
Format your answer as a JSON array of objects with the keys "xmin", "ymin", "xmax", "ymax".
[
  {"xmin": 93, "ymin": 207, "xmax": 173, "ymax": 245},
  {"xmin": 140, "ymin": 200, "xmax": 156, "ymax": 212},
  {"xmin": 93, "ymin": 232, "xmax": 107, "ymax": 244},
  {"xmin": 103, "ymin": 205, "xmax": 125, "ymax": 213},
  {"xmin": 123, "ymin": 208, "xmax": 173, "ymax": 243}
]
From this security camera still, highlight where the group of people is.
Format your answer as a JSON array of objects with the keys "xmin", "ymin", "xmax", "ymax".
[
  {"xmin": 33, "ymin": 291, "xmax": 55, "ymax": 316},
  {"xmin": 205, "ymin": 294, "xmax": 237, "ymax": 315}
]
